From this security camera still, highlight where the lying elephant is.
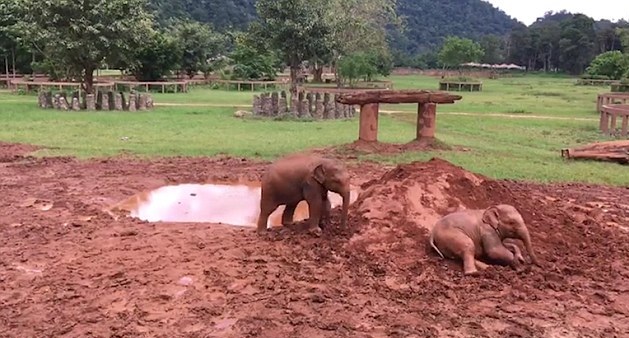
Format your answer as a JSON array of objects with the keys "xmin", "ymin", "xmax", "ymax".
[
  {"xmin": 429, "ymin": 204, "xmax": 540, "ymax": 275},
  {"xmin": 256, "ymin": 154, "xmax": 351, "ymax": 235}
]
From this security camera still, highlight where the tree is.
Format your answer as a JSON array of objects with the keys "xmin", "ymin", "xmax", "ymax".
[
  {"xmin": 438, "ymin": 36, "xmax": 484, "ymax": 69},
  {"xmin": 229, "ymin": 32, "xmax": 280, "ymax": 80},
  {"xmin": 169, "ymin": 20, "xmax": 227, "ymax": 78},
  {"xmin": 254, "ymin": 0, "xmax": 331, "ymax": 94},
  {"xmin": 586, "ymin": 51, "xmax": 629, "ymax": 80},
  {"xmin": 618, "ymin": 27, "xmax": 629, "ymax": 52},
  {"xmin": 12, "ymin": 0, "xmax": 155, "ymax": 93},
  {"xmin": 124, "ymin": 30, "xmax": 182, "ymax": 81},
  {"xmin": 479, "ymin": 35, "xmax": 505, "ymax": 64},
  {"xmin": 559, "ymin": 14, "xmax": 597, "ymax": 74},
  {"xmin": 324, "ymin": 0, "xmax": 401, "ymax": 83}
]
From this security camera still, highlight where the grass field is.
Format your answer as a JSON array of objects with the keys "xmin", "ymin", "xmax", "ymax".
[{"xmin": 1, "ymin": 74, "xmax": 627, "ymax": 186}]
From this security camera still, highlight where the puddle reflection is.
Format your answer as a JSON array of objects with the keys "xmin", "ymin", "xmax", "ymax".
[{"xmin": 114, "ymin": 182, "xmax": 359, "ymax": 227}]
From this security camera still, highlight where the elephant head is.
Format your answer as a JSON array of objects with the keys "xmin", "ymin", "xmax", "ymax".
[
  {"xmin": 482, "ymin": 204, "xmax": 540, "ymax": 266},
  {"xmin": 312, "ymin": 159, "xmax": 351, "ymax": 228}
]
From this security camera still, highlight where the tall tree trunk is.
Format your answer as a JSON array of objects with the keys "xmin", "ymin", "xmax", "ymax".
[
  {"xmin": 4, "ymin": 55, "xmax": 9, "ymax": 82},
  {"xmin": 289, "ymin": 64, "xmax": 299, "ymax": 95},
  {"xmin": 312, "ymin": 61, "xmax": 323, "ymax": 83},
  {"xmin": 84, "ymin": 66, "xmax": 95, "ymax": 94},
  {"xmin": 11, "ymin": 48, "xmax": 16, "ymax": 77}
]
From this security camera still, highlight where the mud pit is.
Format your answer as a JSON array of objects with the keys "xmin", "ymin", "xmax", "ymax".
[{"xmin": 1, "ymin": 141, "xmax": 629, "ymax": 337}]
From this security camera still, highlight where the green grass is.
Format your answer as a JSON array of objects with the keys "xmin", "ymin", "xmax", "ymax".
[{"xmin": 1, "ymin": 74, "xmax": 627, "ymax": 186}]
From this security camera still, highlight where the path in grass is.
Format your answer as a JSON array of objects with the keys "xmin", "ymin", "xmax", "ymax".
[{"xmin": 153, "ymin": 101, "xmax": 598, "ymax": 122}]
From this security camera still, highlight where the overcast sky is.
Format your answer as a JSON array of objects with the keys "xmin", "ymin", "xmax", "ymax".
[{"xmin": 484, "ymin": 0, "xmax": 629, "ymax": 25}]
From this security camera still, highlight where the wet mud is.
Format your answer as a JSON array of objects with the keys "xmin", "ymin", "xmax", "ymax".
[
  {"xmin": 1, "ymin": 142, "xmax": 628, "ymax": 337},
  {"xmin": 111, "ymin": 182, "xmax": 359, "ymax": 227}
]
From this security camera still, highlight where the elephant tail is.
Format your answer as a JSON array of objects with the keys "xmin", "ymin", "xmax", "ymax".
[{"xmin": 429, "ymin": 230, "xmax": 445, "ymax": 259}]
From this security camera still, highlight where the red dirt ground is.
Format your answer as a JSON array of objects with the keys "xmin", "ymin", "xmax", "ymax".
[{"xmin": 1, "ymin": 141, "xmax": 629, "ymax": 337}]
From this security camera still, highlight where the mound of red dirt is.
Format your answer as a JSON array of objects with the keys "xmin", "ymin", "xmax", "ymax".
[{"xmin": 1, "ymin": 142, "xmax": 629, "ymax": 337}]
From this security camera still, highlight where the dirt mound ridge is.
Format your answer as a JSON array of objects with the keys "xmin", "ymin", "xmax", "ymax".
[{"xmin": 345, "ymin": 158, "xmax": 509, "ymax": 266}]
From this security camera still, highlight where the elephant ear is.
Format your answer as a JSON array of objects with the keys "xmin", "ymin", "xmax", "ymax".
[
  {"xmin": 313, "ymin": 164, "xmax": 326, "ymax": 185},
  {"xmin": 482, "ymin": 207, "xmax": 500, "ymax": 229}
]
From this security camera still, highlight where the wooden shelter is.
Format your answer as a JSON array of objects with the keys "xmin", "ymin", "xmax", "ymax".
[{"xmin": 336, "ymin": 90, "xmax": 462, "ymax": 143}]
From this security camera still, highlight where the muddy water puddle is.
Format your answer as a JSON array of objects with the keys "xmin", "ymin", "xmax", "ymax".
[{"xmin": 112, "ymin": 182, "xmax": 359, "ymax": 228}]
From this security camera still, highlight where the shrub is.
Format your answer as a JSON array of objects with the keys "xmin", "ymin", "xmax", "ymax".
[{"xmin": 585, "ymin": 51, "xmax": 629, "ymax": 80}]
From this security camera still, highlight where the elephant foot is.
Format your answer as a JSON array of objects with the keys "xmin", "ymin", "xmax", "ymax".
[
  {"xmin": 308, "ymin": 226, "xmax": 323, "ymax": 237},
  {"xmin": 474, "ymin": 260, "xmax": 490, "ymax": 270},
  {"xmin": 464, "ymin": 268, "xmax": 480, "ymax": 276}
]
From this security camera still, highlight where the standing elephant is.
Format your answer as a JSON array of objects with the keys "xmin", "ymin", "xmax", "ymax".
[
  {"xmin": 256, "ymin": 154, "xmax": 351, "ymax": 235},
  {"xmin": 429, "ymin": 204, "xmax": 540, "ymax": 275}
]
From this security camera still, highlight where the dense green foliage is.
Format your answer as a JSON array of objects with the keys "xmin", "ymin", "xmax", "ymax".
[
  {"xmin": 585, "ymin": 51, "xmax": 629, "ymax": 80},
  {"xmin": 8, "ymin": 0, "xmax": 154, "ymax": 92},
  {"xmin": 147, "ymin": 0, "xmax": 516, "ymax": 64},
  {"xmin": 228, "ymin": 32, "xmax": 279, "ymax": 80},
  {"xmin": 507, "ymin": 12, "xmax": 629, "ymax": 74},
  {"xmin": 337, "ymin": 51, "xmax": 392, "ymax": 86},
  {"xmin": 438, "ymin": 36, "xmax": 484, "ymax": 68}
]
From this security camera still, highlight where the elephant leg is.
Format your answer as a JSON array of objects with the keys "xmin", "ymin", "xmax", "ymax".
[
  {"xmin": 303, "ymin": 188, "xmax": 323, "ymax": 235},
  {"xmin": 256, "ymin": 197, "xmax": 280, "ymax": 234},
  {"xmin": 281, "ymin": 202, "xmax": 298, "ymax": 227},
  {"xmin": 485, "ymin": 244, "xmax": 518, "ymax": 268},
  {"xmin": 319, "ymin": 196, "xmax": 331, "ymax": 228},
  {"xmin": 438, "ymin": 230, "xmax": 479, "ymax": 275}
]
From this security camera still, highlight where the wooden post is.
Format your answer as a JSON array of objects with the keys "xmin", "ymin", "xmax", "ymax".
[
  {"xmin": 417, "ymin": 102, "xmax": 437, "ymax": 140},
  {"xmin": 621, "ymin": 115, "xmax": 628, "ymax": 137},
  {"xmin": 610, "ymin": 113, "xmax": 617, "ymax": 135},
  {"xmin": 600, "ymin": 110, "xmax": 608, "ymax": 133},
  {"xmin": 358, "ymin": 103, "xmax": 379, "ymax": 142}
]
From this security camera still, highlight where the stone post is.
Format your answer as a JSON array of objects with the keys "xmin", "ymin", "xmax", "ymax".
[
  {"xmin": 271, "ymin": 92, "xmax": 279, "ymax": 116},
  {"xmin": 322, "ymin": 93, "xmax": 331, "ymax": 119},
  {"xmin": 138, "ymin": 94, "xmax": 147, "ymax": 111},
  {"xmin": 290, "ymin": 93, "xmax": 299, "ymax": 117},
  {"xmin": 262, "ymin": 93, "xmax": 273, "ymax": 116},
  {"xmin": 128, "ymin": 94, "xmax": 137, "ymax": 112},
  {"xmin": 252, "ymin": 95, "xmax": 261, "ymax": 115},
  {"xmin": 303, "ymin": 92, "xmax": 313, "ymax": 118},
  {"xmin": 278, "ymin": 91, "xmax": 287, "ymax": 116},
  {"xmin": 114, "ymin": 93, "xmax": 123, "ymax": 110},
  {"xmin": 52, "ymin": 94, "xmax": 60, "ymax": 109},
  {"xmin": 314, "ymin": 93, "xmax": 324, "ymax": 119},
  {"xmin": 325, "ymin": 94, "xmax": 336, "ymax": 119},
  {"xmin": 45, "ymin": 91, "xmax": 53, "ymax": 109},
  {"xmin": 38, "ymin": 91, "xmax": 47, "ymax": 108},
  {"xmin": 59, "ymin": 96, "xmax": 69, "ymax": 110},
  {"xmin": 72, "ymin": 97, "xmax": 80, "ymax": 111},
  {"xmin": 86, "ymin": 94, "xmax": 96, "ymax": 110},
  {"xmin": 146, "ymin": 94, "xmax": 154, "ymax": 109},
  {"xmin": 101, "ymin": 92, "xmax": 110, "ymax": 111}
]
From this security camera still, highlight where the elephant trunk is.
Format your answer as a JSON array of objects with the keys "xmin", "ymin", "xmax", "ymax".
[
  {"xmin": 517, "ymin": 225, "xmax": 540, "ymax": 266},
  {"xmin": 340, "ymin": 190, "xmax": 350, "ymax": 228}
]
